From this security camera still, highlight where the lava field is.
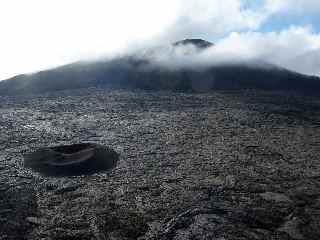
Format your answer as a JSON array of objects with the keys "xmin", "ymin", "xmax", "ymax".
[{"xmin": 0, "ymin": 87, "xmax": 320, "ymax": 240}]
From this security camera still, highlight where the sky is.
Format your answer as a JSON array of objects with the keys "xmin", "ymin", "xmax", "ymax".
[{"xmin": 1, "ymin": 0, "xmax": 320, "ymax": 80}]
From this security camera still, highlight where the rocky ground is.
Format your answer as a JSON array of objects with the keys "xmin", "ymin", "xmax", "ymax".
[{"xmin": 0, "ymin": 87, "xmax": 320, "ymax": 240}]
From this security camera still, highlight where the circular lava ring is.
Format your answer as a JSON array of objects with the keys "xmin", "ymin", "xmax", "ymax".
[{"xmin": 24, "ymin": 143, "xmax": 119, "ymax": 176}]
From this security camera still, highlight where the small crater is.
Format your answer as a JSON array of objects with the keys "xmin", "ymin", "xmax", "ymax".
[{"xmin": 24, "ymin": 143, "xmax": 119, "ymax": 177}]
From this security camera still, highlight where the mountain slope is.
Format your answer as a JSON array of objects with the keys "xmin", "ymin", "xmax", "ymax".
[
  {"xmin": 0, "ymin": 39, "xmax": 320, "ymax": 95},
  {"xmin": 287, "ymin": 49, "xmax": 320, "ymax": 77}
]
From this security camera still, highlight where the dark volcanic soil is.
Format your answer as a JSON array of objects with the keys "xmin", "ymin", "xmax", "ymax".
[{"xmin": 0, "ymin": 88, "xmax": 320, "ymax": 240}]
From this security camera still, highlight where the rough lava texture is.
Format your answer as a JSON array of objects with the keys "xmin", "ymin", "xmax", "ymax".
[{"xmin": 0, "ymin": 87, "xmax": 320, "ymax": 239}]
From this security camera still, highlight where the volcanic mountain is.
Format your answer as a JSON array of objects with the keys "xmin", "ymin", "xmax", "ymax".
[
  {"xmin": 0, "ymin": 39, "xmax": 319, "ymax": 95},
  {"xmin": 173, "ymin": 38, "xmax": 214, "ymax": 49}
]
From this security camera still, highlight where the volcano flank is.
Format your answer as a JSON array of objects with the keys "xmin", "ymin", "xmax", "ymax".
[{"xmin": 0, "ymin": 39, "xmax": 319, "ymax": 96}]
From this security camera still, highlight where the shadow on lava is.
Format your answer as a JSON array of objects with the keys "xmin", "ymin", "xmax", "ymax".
[{"xmin": 23, "ymin": 143, "xmax": 119, "ymax": 177}]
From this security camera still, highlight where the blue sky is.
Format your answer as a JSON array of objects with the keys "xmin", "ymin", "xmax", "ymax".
[
  {"xmin": 261, "ymin": 12, "xmax": 320, "ymax": 33},
  {"xmin": 0, "ymin": 0, "xmax": 320, "ymax": 79}
]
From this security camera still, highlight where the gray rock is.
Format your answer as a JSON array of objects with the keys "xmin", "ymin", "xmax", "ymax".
[
  {"xmin": 260, "ymin": 192, "xmax": 292, "ymax": 203},
  {"xmin": 54, "ymin": 184, "xmax": 81, "ymax": 195},
  {"xmin": 278, "ymin": 217, "xmax": 304, "ymax": 240},
  {"xmin": 26, "ymin": 217, "xmax": 47, "ymax": 226}
]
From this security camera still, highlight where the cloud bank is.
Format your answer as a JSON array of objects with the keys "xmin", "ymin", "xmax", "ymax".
[
  {"xmin": 215, "ymin": 26, "xmax": 320, "ymax": 76},
  {"xmin": 0, "ymin": 0, "xmax": 320, "ymax": 80},
  {"xmin": 136, "ymin": 26, "xmax": 320, "ymax": 77}
]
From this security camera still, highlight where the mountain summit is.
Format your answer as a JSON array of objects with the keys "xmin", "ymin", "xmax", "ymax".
[{"xmin": 173, "ymin": 39, "xmax": 214, "ymax": 50}]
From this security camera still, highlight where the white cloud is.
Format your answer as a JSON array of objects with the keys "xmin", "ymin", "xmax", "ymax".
[
  {"xmin": 139, "ymin": 26, "xmax": 320, "ymax": 77},
  {"xmin": 0, "ymin": 0, "xmax": 179, "ymax": 79},
  {"xmin": 214, "ymin": 26, "xmax": 320, "ymax": 75},
  {"xmin": 265, "ymin": 0, "xmax": 320, "ymax": 14},
  {"xmin": 287, "ymin": 49, "xmax": 320, "ymax": 76},
  {"xmin": 153, "ymin": 0, "xmax": 268, "ymax": 43},
  {"xmin": 0, "ymin": 0, "xmax": 320, "ymax": 80}
]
